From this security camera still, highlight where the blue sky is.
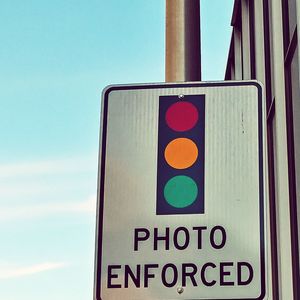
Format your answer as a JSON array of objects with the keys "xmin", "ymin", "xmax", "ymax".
[{"xmin": 0, "ymin": 1, "xmax": 233, "ymax": 299}]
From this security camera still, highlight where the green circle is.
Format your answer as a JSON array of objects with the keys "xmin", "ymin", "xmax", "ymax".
[{"xmin": 164, "ymin": 175, "xmax": 198, "ymax": 208}]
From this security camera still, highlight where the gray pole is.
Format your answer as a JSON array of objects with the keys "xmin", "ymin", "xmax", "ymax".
[{"xmin": 165, "ymin": 0, "xmax": 201, "ymax": 82}]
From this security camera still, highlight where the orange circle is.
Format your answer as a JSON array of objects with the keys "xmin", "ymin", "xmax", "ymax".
[{"xmin": 164, "ymin": 138, "xmax": 198, "ymax": 169}]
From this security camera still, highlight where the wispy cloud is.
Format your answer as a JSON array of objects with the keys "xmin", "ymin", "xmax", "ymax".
[
  {"xmin": 0, "ymin": 181, "xmax": 92, "ymax": 199},
  {"xmin": 0, "ymin": 262, "xmax": 67, "ymax": 279},
  {"xmin": 0, "ymin": 156, "xmax": 97, "ymax": 221},
  {"xmin": 0, "ymin": 194, "xmax": 97, "ymax": 222},
  {"xmin": 0, "ymin": 156, "xmax": 96, "ymax": 178}
]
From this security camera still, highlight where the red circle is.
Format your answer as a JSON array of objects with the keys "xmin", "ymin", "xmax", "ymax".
[{"xmin": 165, "ymin": 102, "xmax": 199, "ymax": 132}]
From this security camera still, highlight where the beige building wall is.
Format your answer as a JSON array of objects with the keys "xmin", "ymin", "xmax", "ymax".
[
  {"xmin": 269, "ymin": 0, "xmax": 293, "ymax": 297},
  {"xmin": 225, "ymin": 0, "xmax": 300, "ymax": 299}
]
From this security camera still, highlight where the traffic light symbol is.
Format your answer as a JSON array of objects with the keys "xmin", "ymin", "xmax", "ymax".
[{"xmin": 156, "ymin": 95, "xmax": 205, "ymax": 215}]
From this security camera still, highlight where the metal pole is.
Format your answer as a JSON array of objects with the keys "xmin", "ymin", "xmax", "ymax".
[{"xmin": 165, "ymin": 0, "xmax": 201, "ymax": 82}]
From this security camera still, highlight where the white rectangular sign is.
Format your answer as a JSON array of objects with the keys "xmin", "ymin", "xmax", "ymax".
[{"xmin": 94, "ymin": 81, "xmax": 267, "ymax": 300}]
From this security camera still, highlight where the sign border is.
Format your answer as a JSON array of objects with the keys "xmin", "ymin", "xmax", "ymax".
[{"xmin": 94, "ymin": 81, "xmax": 265, "ymax": 300}]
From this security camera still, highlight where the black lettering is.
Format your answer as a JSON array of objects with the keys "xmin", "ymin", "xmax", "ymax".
[
  {"xmin": 182, "ymin": 263, "xmax": 197, "ymax": 286},
  {"xmin": 124, "ymin": 265, "xmax": 141, "ymax": 288},
  {"xmin": 210, "ymin": 226, "xmax": 226, "ymax": 249},
  {"xmin": 238, "ymin": 262, "xmax": 254, "ymax": 285},
  {"xmin": 107, "ymin": 265, "xmax": 122, "ymax": 288},
  {"xmin": 173, "ymin": 227, "xmax": 190, "ymax": 250},
  {"xmin": 144, "ymin": 264, "xmax": 159, "ymax": 287},
  {"xmin": 134, "ymin": 228, "xmax": 150, "ymax": 251},
  {"xmin": 154, "ymin": 227, "xmax": 170, "ymax": 250},
  {"xmin": 193, "ymin": 226, "xmax": 207, "ymax": 249},
  {"xmin": 220, "ymin": 262, "xmax": 234, "ymax": 286},
  {"xmin": 161, "ymin": 263, "xmax": 178, "ymax": 287},
  {"xmin": 201, "ymin": 262, "xmax": 216, "ymax": 286}
]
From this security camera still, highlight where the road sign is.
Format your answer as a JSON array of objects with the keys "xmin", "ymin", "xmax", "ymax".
[{"xmin": 94, "ymin": 81, "xmax": 267, "ymax": 300}]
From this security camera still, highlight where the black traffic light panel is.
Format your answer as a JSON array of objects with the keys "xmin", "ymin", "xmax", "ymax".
[{"xmin": 156, "ymin": 94, "xmax": 205, "ymax": 215}]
